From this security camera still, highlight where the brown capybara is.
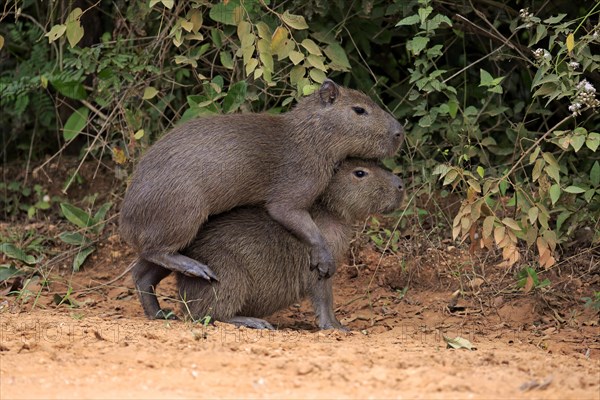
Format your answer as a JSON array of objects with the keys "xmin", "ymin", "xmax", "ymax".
[
  {"xmin": 173, "ymin": 159, "xmax": 404, "ymax": 329},
  {"xmin": 121, "ymin": 79, "xmax": 404, "ymax": 319}
]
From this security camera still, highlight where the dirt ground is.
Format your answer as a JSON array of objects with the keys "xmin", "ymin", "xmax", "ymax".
[
  {"xmin": 1, "ymin": 160, "xmax": 599, "ymax": 399},
  {"xmin": 0, "ymin": 232, "xmax": 598, "ymax": 399}
]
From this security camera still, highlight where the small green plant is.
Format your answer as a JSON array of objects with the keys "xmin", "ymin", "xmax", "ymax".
[
  {"xmin": 367, "ymin": 217, "xmax": 401, "ymax": 253},
  {"xmin": 53, "ymin": 286, "xmax": 80, "ymax": 307},
  {"xmin": 396, "ymin": 287, "xmax": 409, "ymax": 300},
  {"xmin": 198, "ymin": 315, "xmax": 212, "ymax": 327},
  {"xmin": 517, "ymin": 266, "xmax": 551, "ymax": 292},
  {"xmin": 0, "ymin": 234, "xmax": 44, "ymax": 284},
  {"xmin": 0, "ymin": 182, "xmax": 57, "ymax": 219},
  {"xmin": 59, "ymin": 200, "xmax": 112, "ymax": 271},
  {"xmin": 582, "ymin": 291, "xmax": 600, "ymax": 311}
]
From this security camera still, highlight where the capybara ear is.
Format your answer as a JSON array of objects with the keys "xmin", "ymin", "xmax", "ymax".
[{"xmin": 319, "ymin": 79, "xmax": 339, "ymax": 105}]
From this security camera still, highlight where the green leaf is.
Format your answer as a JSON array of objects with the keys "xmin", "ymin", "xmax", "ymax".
[
  {"xmin": 479, "ymin": 69, "xmax": 494, "ymax": 86},
  {"xmin": 45, "ymin": 24, "xmax": 66, "ymax": 43},
  {"xmin": 586, "ymin": 132, "xmax": 600, "ymax": 152},
  {"xmin": 531, "ymin": 24, "xmax": 547, "ymax": 46},
  {"xmin": 150, "ymin": 0, "xmax": 173, "ymax": 8},
  {"xmin": 309, "ymin": 68, "xmax": 327, "ymax": 83},
  {"xmin": 180, "ymin": 18, "xmax": 193, "ymax": 32},
  {"xmin": 443, "ymin": 169, "xmax": 458, "ymax": 186},
  {"xmin": 222, "ymin": 80, "xmax": 248, "ymax": 113},
  {"xmin": 323, "ymin": 43, "xmax": 351, "ymax": 71},
  {"xmin": 290, "ymin": 65, "xmax": 305, "ymax": 84},
  {"xmin": 209, "ymin": 1, "xmax": 242, "ymax": 25},
  {"xmin": 302, "ymin": 84, "xmax": 317, "ymax": 96},
  {"xmin": 395, "ymin": 14, "xmax": 420, "ymax": 26},
  {"xmin": 418, "ymin": 114, "xmax": 434, "ymax": 128},
  {"xmin": 255, "ymin": 22, "xmax": 271, "ymax": 39},
  {"xmin": 533, "ymin": 82, "xmax": 558, "ymax": 98},
  {"xmin": 543, "ymin": 14, "xmax": 566, "ymax": 24},
  {"xmin": 556, "ymin": 211, "xmax": 571, "ymax": 232},
  {"xmin": 0, "ymin": 265, "xmax": 25, "ymax": 282},
  {"xmin": 63, "ymin": 107, "xmax": 89, "ymax": 141},
  {"xmin": 50, "ymin": 79, "xmax": 86, "ymax": 100},
  {"xmin": 73, "ymin": 246, "xmax": 95, "ymax": 271},
  {"xmin": 134, "ymin": 129, "xmax": 145, "ymax": 140},
  {"xmin": 502, "ymin": 217, "xmax": 521, "ymax": 231},
  {"xmin": 93, "ymin": 202, "xmax": 112, "ymax": 222},
  {"xmin": 528, "ymin": 207, "xmax": 539, "ymax": 225},
  {"xmin": 301, "ymin": 39, "xmax": 322, "ymax": 56},
  {"xmin": 92, "ymin": 202, "xmax": 113, "ymax": 234},
  {"xmin": 65, "ymin": 8, "xmax": 84, "ymax": 48},
  {"xmin": 289, "ymin": 50, "xmax": 304, "ymax": 65},
  {"xmin": 427, "ymin": 14, "xmax": 453, "ymax": 29},
  {"xmin": 549, "ymin": 184, "xmax": 561, "ymax": 205},
  {"xmin": 418, "ymin": 6, "xmax": 433, "ymax": 24},
  {"xmin": 220, "ymin": 51, "xmax": 234, "ymax": 69},
  {"xmin": 447, "ymin": 99, "xmax": 458, "ymax": 119},
  {"xmin": 281, "ymin": 11, "xmax": 308, "ymax": 30},
  {"xmin": 0, "ymin": 243, "xmax": 36, "ymax": 264},
  {"xmin": 60, "ymin": 203, "xmax": 93, "ymax": 229},
  {"xmin": 564, "ymin": 186, "xmax": 586, "ymax": 194},
  {"xmin": 59, "ymin": 232, "xmax": 88, "ymax": 246},
  {"xmin": 584, "ymin": 188, "xmax": 595, "ymax": 203},
  {"xmin": 259, "ymin": 52, "xmax": 274, "ymax": 77},
  {"xmin": 476, "ymin": 166, "xmax": 484, "ymax": 178},
  {"xmin": 571, "ymin": 132, "xmax": 586, "ymax": 152},
  {"xmin": 532, "ymin": 73, "xmax": 560, "ymax": 88},
  {"xmin": 544, "ymin": 164, "xmax": 560, "ymax": 184},
  {"xmin": 407, "ymin": 36, "xmax": 429, "ymax": 56},
  {"xmin": 143, "ymin": 87, "xmax": 159, "ymax": 100},
  {"xmin": 307, "ymin": 54, "xmax": 327, "ymax": 71},
  {"xmin": 590, "ymin": 161, "xmax": 600, "ymax": 187}
]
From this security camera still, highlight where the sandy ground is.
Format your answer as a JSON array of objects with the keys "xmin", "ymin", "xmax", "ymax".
[{"xmin": 1, "ymin": 238, "xmax": 599, "ymax": 399}]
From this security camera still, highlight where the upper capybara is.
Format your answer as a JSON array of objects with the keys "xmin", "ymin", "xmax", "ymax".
[
  {"xmin": 174, "ymin": 159, "xmax": 404, "ymax": 330},
  {"xmin": 121, "ymin": 79, "xmax": 404, "ymax": 319}
]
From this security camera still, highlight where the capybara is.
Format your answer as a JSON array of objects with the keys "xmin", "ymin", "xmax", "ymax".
[
  {"xmin": 174, "ymin": 159, "xmax": 404, "ymax": 329},
  {"xmin": 121, "ymin": 79, "xmax": 404, "ymax": 318}
]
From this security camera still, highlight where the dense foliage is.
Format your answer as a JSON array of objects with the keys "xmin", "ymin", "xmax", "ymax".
[{"xmin": 1, "ymin": 0, "xmax": 599, "ymax": 272}]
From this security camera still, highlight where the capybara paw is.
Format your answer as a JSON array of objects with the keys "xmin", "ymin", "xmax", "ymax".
[
  {"xmin": 310, "ymin": 247, "xmax": 335, "ymax": 279},
  {"xmin": 228, "ymin": 317, "xmax": 275, "ymax": 330},
  {"xmin": 180, "ymin": 260, "xmax": 219, "ymax": 281}
]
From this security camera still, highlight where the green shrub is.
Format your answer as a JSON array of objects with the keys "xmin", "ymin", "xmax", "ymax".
[{"xmin": 1, "ymin": 0, "xmax": 598, "ymax": 271}]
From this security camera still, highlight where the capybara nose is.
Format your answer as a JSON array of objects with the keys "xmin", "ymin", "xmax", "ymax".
[
  {"xmin": 393, "ymin": 121, "xmax": 404, "ymax": 139},
  {"xmin": 393, "ymin": 175, "xmax": 404, "ymax": 192}
]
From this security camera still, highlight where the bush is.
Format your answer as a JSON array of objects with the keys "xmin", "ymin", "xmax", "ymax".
[{"xmin": 1, "ymin": 0, "xmax": 598, "ymax": 270}]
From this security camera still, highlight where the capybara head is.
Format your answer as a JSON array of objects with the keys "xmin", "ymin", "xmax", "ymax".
[
  {"xmin": 319, "ymin": 159, "xmax": 404, "ymax": 222},
  {"xmin": 292, "ymin": 79, "xmax": 404, "ymax": 158}
]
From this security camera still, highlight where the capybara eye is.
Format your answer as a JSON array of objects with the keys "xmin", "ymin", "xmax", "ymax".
[
  {"xmin": 352, "ymin": 106, "xmax": 367, "ymax": 115},
  {"xmin": 353, "ymin": 170, "xmax": 368, "ymax": 178}
]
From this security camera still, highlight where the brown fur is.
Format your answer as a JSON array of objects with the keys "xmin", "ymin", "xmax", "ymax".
[
  {"xmin": 122, "ymin": 80, "xmax": 404, "ymax": 319},
  {"xmin": 175, "ymin": 159, "xmax": 404, "ymax": 330}
]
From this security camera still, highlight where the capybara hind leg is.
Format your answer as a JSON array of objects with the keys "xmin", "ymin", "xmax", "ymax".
[
  {"xmin": 227, "ymin": 316, "xmax": 275, "ymax": 330},
  {"xmin": 142, "ymin": 251, "xmax": 218, "ymax": 281},
  {"xmin": 131, "ymin": 258, "xmax": 176, "ymax": 320}
]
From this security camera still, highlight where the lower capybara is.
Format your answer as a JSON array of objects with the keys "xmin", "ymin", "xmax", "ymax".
[{"xmin": 173, "ymin": 159, "xmax": 404, "ymax": 329}]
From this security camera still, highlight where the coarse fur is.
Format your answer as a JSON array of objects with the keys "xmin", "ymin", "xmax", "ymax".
[
  {"xmin": 122, "ymin": 79, "xmax": 404, "ymax": 319},
  {"xmin": 174, "ymin": 159, "xmax": 405, "ymax": 330}
]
